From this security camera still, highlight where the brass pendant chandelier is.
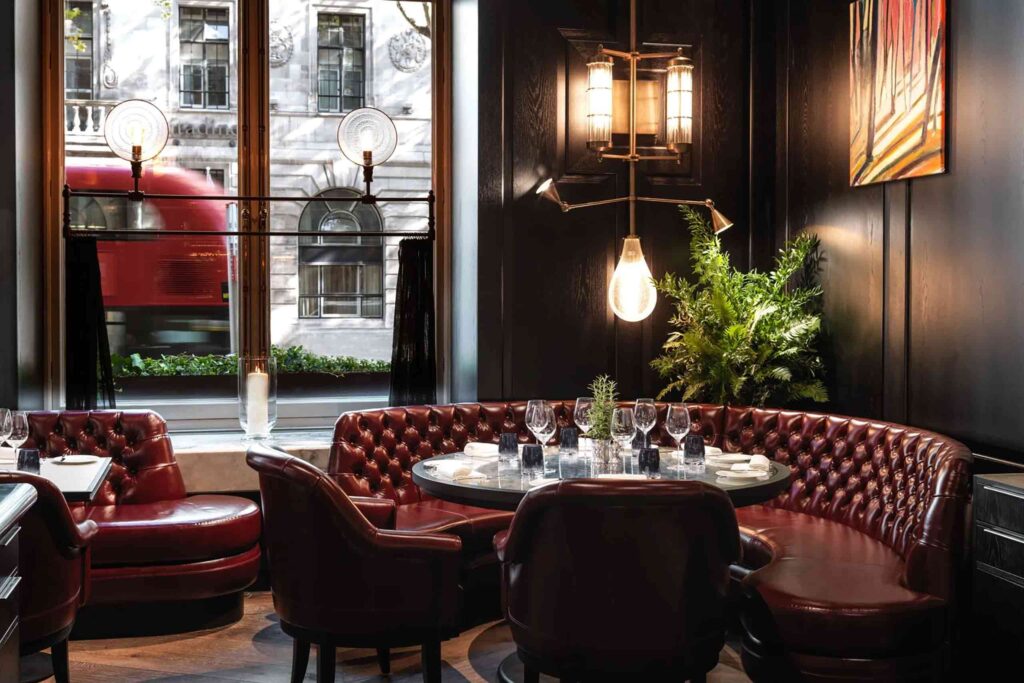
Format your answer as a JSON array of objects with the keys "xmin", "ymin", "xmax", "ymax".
[{"xmin": 537, "ymin": 0, "xmax": 733, "ymax": 323}]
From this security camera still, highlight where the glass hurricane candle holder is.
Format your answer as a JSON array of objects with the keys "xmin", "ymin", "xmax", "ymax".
[{"xmin": 239, "ymin": 355, "xmax": 277, "ymax": 440}]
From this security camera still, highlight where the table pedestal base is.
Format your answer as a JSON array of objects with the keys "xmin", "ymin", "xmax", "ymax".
[{"xmin": 498, "ymin": 653, "xmax": 559, "ymax": 683}]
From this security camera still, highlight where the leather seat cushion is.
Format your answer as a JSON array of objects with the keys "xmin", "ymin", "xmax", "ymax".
[
  {"xmin": 396, "ymin": 498, "xmax": 513, "ymax": 554},
  {"xmin": 735, "ymin": 506, "xmax": 948, "ymax": 659},
  {"xmin": 83, "ymin": 495, "xmax": 262, "ymax": 566}
]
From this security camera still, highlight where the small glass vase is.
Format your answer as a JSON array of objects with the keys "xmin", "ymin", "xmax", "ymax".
[
  {"xmin": 592, "ymin": 439, "xmax": 615, "ymax": 464},
  {"xmin": 239, "ymin": 355, "xmax": 277, "ymax": 440}
]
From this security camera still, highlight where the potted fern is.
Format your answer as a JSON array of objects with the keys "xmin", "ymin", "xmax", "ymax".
[
  {"xmin": 586, "ymin": 374, "xmax": 618, "ymax": 463},
  {"xmin": 651, "ymin": 207, "xmax": 827, "ymax": 407}
]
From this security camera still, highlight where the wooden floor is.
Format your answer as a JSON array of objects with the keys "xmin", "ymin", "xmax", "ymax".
[{"xmin": 61, "ymin": 592, "xmax": 751, "ymax": 682}]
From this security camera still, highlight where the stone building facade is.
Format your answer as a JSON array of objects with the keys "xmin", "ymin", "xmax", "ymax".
[{"xmin": 64, "ymin": 0, "xmax": 432, "ymax": 360}]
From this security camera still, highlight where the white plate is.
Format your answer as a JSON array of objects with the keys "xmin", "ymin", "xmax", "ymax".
[
  {"xmin": 49, "ymin": 455, "xmax": 100, "ymax": 466},
  {"xmin": 716, "ymin": 469, "xmax": 770, "ymax": 480}
]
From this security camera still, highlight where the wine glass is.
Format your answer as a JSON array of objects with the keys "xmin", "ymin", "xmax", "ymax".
[
  {"xmin": 574, "ymin": 397, "xmax": 593, "ymax": 436},
  {"xmin": 526, "ymin": 400, "xmax": 556, "ymax": 449},
  {"xmin": 665, "ymin": 403, "xmax": 691, "ymax": 472},
  {"xmin": 611, "ymin": 407, "xmax": 635, "ymax": 462},
  {"xmin": 0, "ymin": 409, "xmax": 11, "ymax": 448},
  {"xmin": 634, "ymin": 398, "xmax": 657, "ymax": 449},
  {"xmin": 7, "ymin": 412, "xmax": 29, "ymax": 460}
]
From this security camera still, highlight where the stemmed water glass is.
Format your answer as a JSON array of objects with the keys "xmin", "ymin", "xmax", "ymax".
[
  {"xmin": 0, "ymin": 409, "xmax": 11, "ymax": 456},
  {"xmin": 665, "ymin": 403, "xmax": 691, "ymax": 472},
  {"xmin": 526, "ymin": 400, "xmax": 556, "ymax": 451},
  {"xmin": 611, "ymin": 407, "xmax": 635, "ymax": 463},
  {"xmin": 634, "ymin": 398, "xmax": 657, "ymax": 449},
  {"xmin": 7, "ymin": 412, "xmax": 29, "ymax": 461},
  {"xmin": 574, "ymin": 397, "xmax": 593, "ymax": 436},
  {"xmin": 574, "ymin": 397, "xmax": 593, "ymax": 455}
]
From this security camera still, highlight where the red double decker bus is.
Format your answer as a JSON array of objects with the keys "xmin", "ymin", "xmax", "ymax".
[{"xmin": 66, "ymin": 163, "xmax": 232, "ymax": 356}]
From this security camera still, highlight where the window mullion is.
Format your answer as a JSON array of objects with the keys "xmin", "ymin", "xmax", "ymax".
[{"xmin": 238, "ymin": 0, "xmax": 271, "ymax": 359}]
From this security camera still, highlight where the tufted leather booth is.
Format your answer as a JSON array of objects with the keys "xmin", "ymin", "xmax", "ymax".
[
  {"xmin": 495, "ymin": 479, "xmax": 741, "ymax": 682},
  {"xmin": 24, "ymin": 411, "xmax": 261, "ymax": 606},
  {"xmin": 248, "ymin": 444, "xmax": 461, "ymax": 683},
  {"xmin": 334, "ymin": 401, "xmax": 971, "ymax": 679},
  {"xmin": 0, "ymin": 471, "xmax": 97, "ymax": 683}
]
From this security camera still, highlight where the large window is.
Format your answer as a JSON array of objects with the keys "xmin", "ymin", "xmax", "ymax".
[
  {"xmin": 316, "ymin": 13, "xmax": 365, "ymax": 113},
  {"xmin": 64, "ymin": 1, "xmax": 94, "ymax": 100},
  {"xmin": 57, "ymin": 1, "xmax": 438, "ymax": 423},
  {"xmin": 179, "ymin": 7, "xmax": 230, "ymax": 109}
]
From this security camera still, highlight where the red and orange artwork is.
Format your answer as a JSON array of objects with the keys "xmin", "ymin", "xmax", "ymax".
[{"xmin": 850, "ymin": 0, "xmax": 946, "ymax": 186}]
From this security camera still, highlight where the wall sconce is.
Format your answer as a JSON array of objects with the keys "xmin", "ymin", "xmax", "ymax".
[
  {"xmin": 102, "ymin": 99, "xmax": 169, "ymax": 200},
  {"xmin": 666, "ymin": 52, "xmax": 694, "ymax": 150},
  {"xmin": 541, "ymin": 0, "xmax": 733, "ymax": 323},
  {"xmin": 586, "ymin": 54, "xmax": 614, "ymax": 151}
]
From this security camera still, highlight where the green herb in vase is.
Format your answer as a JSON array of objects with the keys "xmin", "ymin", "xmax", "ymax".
[{"xmin": 587, "ymin": 374, "xmax": 618, "ymax": 441}]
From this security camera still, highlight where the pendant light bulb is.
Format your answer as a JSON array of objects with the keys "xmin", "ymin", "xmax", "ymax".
[{"xmin": 608, "ymin": 237, "xmax": 657, "ymax": 322}]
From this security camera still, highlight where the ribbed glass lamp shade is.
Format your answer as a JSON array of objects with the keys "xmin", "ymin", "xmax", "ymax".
[
  {"xmin": 666, "ymin": 55, "xmax": 693, "ymax": 151},
  {"xmin": 586, "ymin": 56, "xmax": 614, "ymax": 150},
  {"xmin": 103, "ymin": 99, "xmax": 169, "ymax": 162},
  {"xmin": 608, "ymin": 237, "xmax": 657, "ymax": 322},
  {"xmin": 337, "ymin": 107, "xmax": 399, "ymax": 167}
]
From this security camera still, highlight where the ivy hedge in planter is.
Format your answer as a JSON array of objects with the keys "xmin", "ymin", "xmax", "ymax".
[{"xmin": 112, "ymin": 345, "xmax": 390, "ymax": 379}]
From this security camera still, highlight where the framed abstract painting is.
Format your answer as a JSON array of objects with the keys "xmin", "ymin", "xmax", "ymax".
[{"xmin": 850, "ymin": 0, "xmax": 947, "ymax": 187}]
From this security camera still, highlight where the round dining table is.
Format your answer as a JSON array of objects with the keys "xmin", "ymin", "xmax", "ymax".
[
  {"xmin": 411, "ymin": 448, "xmax": 790, "ymax": 683},
  {"xmin": 411, "ymin": 448, "xmax": 792, "ymax": 511}
]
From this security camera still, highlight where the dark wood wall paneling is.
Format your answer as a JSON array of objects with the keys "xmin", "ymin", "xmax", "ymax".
[
  {"xmin": 775, "ymin": 0, "xmax": 1024, "ymax": 465},
  {"xmin": 475, "ymin": 0, "xmax": 753, "ymax": 402}
]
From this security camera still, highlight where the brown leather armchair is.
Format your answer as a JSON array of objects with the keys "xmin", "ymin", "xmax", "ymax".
[
  {"xmin": 0, "ymin": 472, "xmax": 97, "ymax": 683},
  {"xmin": 247, "ymin": 443, "xmax": 463, "ymax": 683},
  {"xmin": 494, "ymin": 479, "xmax": 741, "ymax": 683},
  {"xmin": 24, "ymin": 411, "xmax": 261, "ymax": 607}
]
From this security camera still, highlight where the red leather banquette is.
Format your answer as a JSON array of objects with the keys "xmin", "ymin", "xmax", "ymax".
[
  {"xmin": 24, "ymin": 411, "xmax": 261, "ymax": 605},
  {"xmin": 332, "ymin": 402, "xmax": 971, "ymax": 678}
]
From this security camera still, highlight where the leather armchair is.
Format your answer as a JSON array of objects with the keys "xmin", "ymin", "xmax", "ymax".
[
  {"xmin": 247, "ymin": 443, "xmax": 462, "ymax": 683},
  {"xmin": 495, "ymin": 479, "xmax": 741, "ymax": 683},
  {"xmin": 24, "ymin": 411, "xmax": 261, "ymax": 607},
  {"xmin": 0, "ymin": 472, "xmax": 98, "ymax": 683}
]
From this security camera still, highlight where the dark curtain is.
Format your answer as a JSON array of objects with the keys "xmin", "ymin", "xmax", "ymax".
[
  {"xmin": 389, "ymin": 238, "xmax": 436, "ymax": 406},
  {"xmin": 65, "ymin": 237, "xmax": 116, "ymax": 409}
]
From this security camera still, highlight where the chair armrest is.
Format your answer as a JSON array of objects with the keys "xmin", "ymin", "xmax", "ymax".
[
  {"xmin": 494, "ymin": 529, "xmax": 510, "ymax": 562},
  {"xmin": 351, "ymin": 496, "xmax": 397, "ymax": 529},
  {"xmin": 375, "ymin": 529, "xmax": 462, "ymax": 559}
]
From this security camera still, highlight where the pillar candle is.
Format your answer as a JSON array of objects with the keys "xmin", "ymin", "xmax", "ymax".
[{"xmin": 246, "ymin": 371, "xmax": 269, "ymax": 436}]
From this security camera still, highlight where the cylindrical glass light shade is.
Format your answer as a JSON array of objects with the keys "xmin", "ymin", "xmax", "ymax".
[
  {"xmin": 103, "ymin": 99, "xmax": 169, "ymax": 162},
  {"xmin": 666, "ymin": 55, "xmax": 694, "ymax": 151},
  {"xmin": 337, "ymin": 107, "xmax": 399, "ymax": 167},
  {"xmin": 608, "ymin": 237, "xmax": 657, "ymax": 322},
  {"xmin": 586, "ymin": 55, "xmax": 614, "ymax": 151}
]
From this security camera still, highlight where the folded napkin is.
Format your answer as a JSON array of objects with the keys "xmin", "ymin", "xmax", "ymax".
[
  {"xmin": 463, "ymin": 442, "xmax": 500, "ymax": 457},
  {"xmin": 0, "ymin": 447, "xmax": 15, "ymax": 462},
  {"xmin": 426, "ymin": 460, "xmax": 486, "ymax": 480},
  {"xmin": 730, "ymin": 455, "xmax": 771, "ymax": 472}
]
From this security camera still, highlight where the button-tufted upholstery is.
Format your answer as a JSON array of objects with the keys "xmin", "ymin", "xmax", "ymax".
[
  {"xmin": 25, "ymin": 411, "xmax": 261, "ymax": 607},
  {"xmin": 334, "ymin": 401, "xmax": 971, "ymax": 678}
]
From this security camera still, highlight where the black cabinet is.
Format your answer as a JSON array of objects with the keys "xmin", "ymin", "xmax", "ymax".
[{"xmin": 973, "ymin": 474, "xmax": 1024, "ymax": 663}]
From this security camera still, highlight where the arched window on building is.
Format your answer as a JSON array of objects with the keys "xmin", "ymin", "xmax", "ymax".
[{"xmin": 297, "ymin": 187, "xmax": 384, "ymax": 319}]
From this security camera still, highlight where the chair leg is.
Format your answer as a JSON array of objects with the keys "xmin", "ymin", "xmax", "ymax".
[
  {"xmin": 421, "ymin": 639, "xmax": 442, "ymax": 683},
  {"xmin": 377, "ymin": 647, "xmax": 391, "ymax": 675},
  {"xmin": 291, "ymin": 639, "xmax": 311, "ymax": 683},
  {"xmin": 523, "ymin": 664, "xmax": 540, "ymax": 683},
  {"xmin": 316, "ymin": 643, "xmax": 336, "ymax": 683},
  {"xmin": 52, "ymin": 638, "xmax": 70, "ymax": 683}
]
